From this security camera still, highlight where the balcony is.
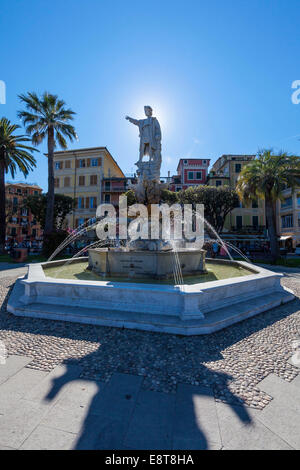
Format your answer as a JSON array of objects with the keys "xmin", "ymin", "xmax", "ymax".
[
  {"xmin": 102, "ymin": 186, "xmax": 127, "ymax": 193},
  {"xmin": 230, "ymin": 225, "xmax": 265, "ymax": 234}
]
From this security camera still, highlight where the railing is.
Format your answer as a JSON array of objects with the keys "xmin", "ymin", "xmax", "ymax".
[{"xmin": 230, "ymin": 225, "xmax": 266, "ymax": 233}]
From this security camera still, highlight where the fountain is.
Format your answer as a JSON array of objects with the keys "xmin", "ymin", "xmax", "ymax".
[{"xmin": 7, "ymin": 107, "xmax": 295, "ymax": 334}]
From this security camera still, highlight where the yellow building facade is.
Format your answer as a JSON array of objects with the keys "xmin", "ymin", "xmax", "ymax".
[
  {"xmin": 208, "ymin": 154, "xmax": 266, "ymax": 232},
  {"xmin": 53, "ymin": 147, "xmax": 125, "ymax": 229}
]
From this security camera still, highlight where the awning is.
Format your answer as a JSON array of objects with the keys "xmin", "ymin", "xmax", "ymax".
[{"xmin": 279, "ymin": 236, "xmax": 293, "ymax": 241}]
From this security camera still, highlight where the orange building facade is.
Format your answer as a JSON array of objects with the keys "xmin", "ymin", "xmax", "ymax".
[{"xmin": 5, "ymin": 182, "xmax": 43, "ymax": 245}]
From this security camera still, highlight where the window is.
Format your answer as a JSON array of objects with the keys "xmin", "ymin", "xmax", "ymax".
[
  {"xmin": 104, "ymin": 194, "xmax": 111, "ymax": 203},
  {"xmin": 236, "ymin": 216, "xmax": 243, "ymax": 229},
  {"xmin": 77, "ymin": 197, "xmax": 84, "ymax": 209},
  {"xmin": 188, "ymin": 171, "xmax": 194, "ymax": 180},
  {"xmin": 34, "ymin": 190, "xmax": 38, "ymax": 195},
  {"xmin": 55, "ymin": 161, "xmax": 62, "ymax": 170},
  {"xmin": 90, "ymin": 197, "xmax": 97, "ymax": 209},
  {"xmin": 32, "ymin": 228, "xmax": 36, "ymax": 237},
  {"xmin": 253, "ymin": 216, "xmax": 258, "ymax": 227},
  {"xmin": 196, "ymin": 171, "xmax": 202, "ymax": 180},
  {"xmin": 65, "ymin": 160, "xmax": 71, "ymax": 169},
  {"xmin": 79, "ymin": 159, "xmax": 86, "ymax": 168},
  {"xmin": 235, "ymin": 164, "xmax": 242, "ymax": 173},
  {"xmin": 54, "ymin": 178, "xmax": 60, "ymax": 188},
  {"xmin": 64, "ymin": 177, "xmax": 70, "ymax": 187},
  {"xmin": 105, "ymin": 181, "xmax": 111, "ymax": 190},
  {"xmin": 281, "ymin": 197, "xmax": 292, "ymax": 208},
  {"xmin": 91, "ymin": 158, "xmax": 99, "ymax": 167},
  {"xmin": 79, "ymin": 176, "xmax": 85, "ymax": 186},
  {"xmin": 22, "ymin": 208, "xmax": 28, "ymax": 216},
  {"xmin": 11, "ymin": 227, "xmax": 16, "ymax": 236},
  {"xmin": 203, "ymin": 160, "xmax": 207, "ymax": 164},
  {"xmin": 13, "ymin": 197, "xmax": 18, "ymax": 205},
  {"xmin": 216, "ymin": 180, "xmax": 222, "ymax": 187},
  {"xmin": 252, "ymin": 199, "xmax": 258, "ymax": 208},
  {"xmin": 183, "ymin": 160, "xmax": 188, "ymax": 165},
  {"xmin": 90, "ymin": 175, "xmax": 98, "ymax": 185},
  {"xmin": 281, "ymin": 214, "xmax": 293, "ymax": 228}
]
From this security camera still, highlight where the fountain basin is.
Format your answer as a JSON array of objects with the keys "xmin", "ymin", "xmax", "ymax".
[
  {"xmin": 7, "ymin": 258, "xmax": 294, "ymax": 335},
  {"xmin": 88, "ymin": 248, "xmax": 206, "ymax": 279}
]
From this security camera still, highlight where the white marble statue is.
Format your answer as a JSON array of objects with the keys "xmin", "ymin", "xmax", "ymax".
[{"xmin": 126, "ymin": 106, "xmax": 162, "ymax": 181}]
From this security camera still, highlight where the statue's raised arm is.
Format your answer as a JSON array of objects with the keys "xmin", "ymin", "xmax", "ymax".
[{"xmin": 125, "ymin": 116, "xmax": 140, "ymax": 126}]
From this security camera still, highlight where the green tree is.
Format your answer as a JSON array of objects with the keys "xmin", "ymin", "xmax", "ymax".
[
  {"xmin": 178, "ymin": 185, "xmax": 239, "ymax": 233},
  {"xmin": 25, "ymin": 193, "xmax": 74, "ymax": 230},
  {"xmin": 236, "ymin": 149, "xmax": 300, "ymax": 261},
  {"xmin": 18, "ymin": 92, "xmax": 77, "ymax": 237},
  {"xmin": 0, "ymin": 118, "xmax": 37, "ymax": 253}
]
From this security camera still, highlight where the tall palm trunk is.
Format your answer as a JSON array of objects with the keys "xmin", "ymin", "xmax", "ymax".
[
  {"xmin": 44, "ymin": 127, "xmax": 55, "ymax": 236},
  {"xmin": 0, "ymin": 156, "xmax": 6, "ymax": 254},
  {"xmin": 265, "ymin": 192, "xmax": 279, "ymax": 262}
]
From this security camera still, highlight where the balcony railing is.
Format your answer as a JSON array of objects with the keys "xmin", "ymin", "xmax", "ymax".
[{"xmin": 102, "ymin": 186, "xmax": 127, "ymax": 192}]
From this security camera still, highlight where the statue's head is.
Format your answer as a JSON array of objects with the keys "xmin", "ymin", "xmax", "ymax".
[{"xmin": 144, "ymin": 105, "xmax": 153, "ymax": 117}]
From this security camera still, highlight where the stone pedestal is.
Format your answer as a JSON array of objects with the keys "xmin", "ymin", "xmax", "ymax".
[{"xmin": 88, "ymin": 248, "xmax": 206, "ymax": 279}]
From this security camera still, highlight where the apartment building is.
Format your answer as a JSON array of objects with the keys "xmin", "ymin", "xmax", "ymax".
[
  {"xmin": 53, "ymin": 147, "xmax": 125, "ymax": 228},
  {"xmin": 169, "ymin": 158, "xmax": 210, "ymax": 191},
  {"xmin": 208, "ymin": 155, "xmax": 266, "ymax": 232},
  {"xmin": 276, "ymin": 187, "xmax": 300, "ymax": 249},
  {"xmin": 5, "ymin": 182, "xmax": 43, "ymax": 244}
]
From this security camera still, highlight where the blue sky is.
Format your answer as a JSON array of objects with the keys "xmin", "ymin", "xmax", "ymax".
[{"xmin": 1, "ymin": 0, "xmax": 300, "ymax": 190}]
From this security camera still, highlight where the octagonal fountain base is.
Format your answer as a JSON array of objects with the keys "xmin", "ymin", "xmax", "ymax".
[{"xmin": 7, "ymin": 258, "xmax": 294, "ymax": 335}]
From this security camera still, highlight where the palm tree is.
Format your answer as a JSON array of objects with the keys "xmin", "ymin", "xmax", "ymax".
[
  {"xmin": 0, "ymin": 117, "xmax": 37, "ymax": 253},
  {"xmin": 18, "ymin": 92, "xmax": 77, "ymax": 236},
  {"xmin": 236, "ymin": 149, "xmax": 300, "ymax": 261}
]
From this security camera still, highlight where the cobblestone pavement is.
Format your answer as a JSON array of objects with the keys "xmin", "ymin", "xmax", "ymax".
[{"xmin": 0, "ymin": 269, "xmax": 299, "ymax": 410}]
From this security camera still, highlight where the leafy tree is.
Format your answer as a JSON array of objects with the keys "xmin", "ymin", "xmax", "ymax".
[
  {"xmin": 18, "ymin": 92, "xmax": 77, "ymax": 237},
  {"xmin": 236, "ymin": 149, "xmax": 300, "ymax": 261},
  {"xmin": 25, "ymin": 193, "xmax": 74, "ymax": 230},
  {"xmin": 123, "ymin": 188, "xmax": 179, "ymax": 207},
  {"xmin": 0, "ymin": 118, "xmax": 37, "ymax": 253},
  {"xmin": 178, "ymin": 185, "xmax": 239, "ymax": 233}
]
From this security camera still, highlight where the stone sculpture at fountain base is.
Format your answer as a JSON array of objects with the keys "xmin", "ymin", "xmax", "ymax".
[{"xmin": 88, "ymin": 248, "xmax": 206, "ymax": 280}]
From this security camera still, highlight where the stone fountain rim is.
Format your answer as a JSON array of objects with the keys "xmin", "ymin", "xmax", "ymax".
[{"xmin": 23, "ymin": 257, "xmax": 281, "ymax": 294}]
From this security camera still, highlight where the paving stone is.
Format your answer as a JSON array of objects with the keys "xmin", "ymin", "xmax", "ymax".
[
  {"xmin": 24, "ymin": 364, "xmax": 82, "ymax": 405},
  {"xmin": 256, "ymin": 400, "xmax": 300, "ymax": 449},
  {"xmin": 41, "ymin": 403, "xmax": 89, "ymax": 435},
  {"xmin": 0, "ymin": 368, "xmax": 47, "ymax": 413},
  {"xmin": 0, "ymin": 355, "xmax": 32, "ymax": 385},
  {"xmin": 41, "ymin": 379, "xmax": 104, "ymax": 434},
  {"xmin": 172, "ymin": 384, "xmax": 221, "ymax": 450},
  {"xmin": 20, "ymin": 425, "xmax": 77, "ymax": 450},
  {"xmin": 56, "ymin": 378, "xmax": 101, "ymax": 409},
  {"xmin": 0, "ymin": 399, "xmax": 50, "ymax": 448},
  {"xmin": 258, "ymin": 374, "xmax": 300, "ymax": 399},
  {"xmin": 75, "ymin": 373, "xmax": 143, "ymax": 450},
  {"xmin": 124, "ymin": 390, "xmax": 175, "ymax": 450},
  {"xmin": 223, "ymin": 419, "xmax": 294, "ymax": 450},
  {"xmin": 216, "ymin": 401, "xmax": 259, "ymax": 446}
]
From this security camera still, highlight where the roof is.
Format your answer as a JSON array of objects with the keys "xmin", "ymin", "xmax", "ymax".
[
  {"xmin": 5, "ymin": 182, "xmax": 42, "ymax": 190},
  {"xmin": 176, "ymin": 157, "xmax": 211, "ymax": 171},
  {"xmin": 47, "ymin": 146, "xmax": 125, "ymax": 178}
]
